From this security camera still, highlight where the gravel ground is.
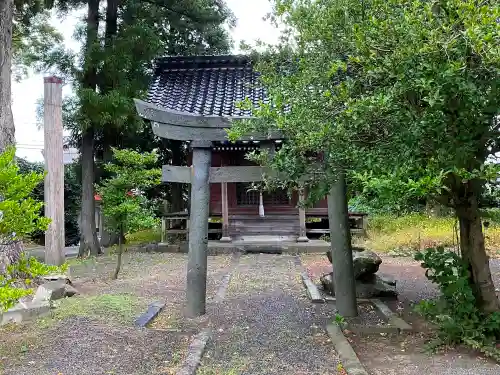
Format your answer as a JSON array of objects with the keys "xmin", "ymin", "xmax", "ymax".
[
  {"xmin": 150, "ymin": 255, "xmax": 235, "ymax": 332},
  {"xmin": 379, "ymin": 256, "xmax": 500, "ymax": 304},
  {"xmin": 4, "ymin": 251, "xmax": 500, "ymax": 375},
  {"xmin": 301, "ymin": 253, "xmax": 500, "ymax": 374},
  {"xmin": 346, "ymin": 302, "xmax": 388, "ymax": 327},
  {"xmin": 198, "ymin": 254, "xmax": 340, "ymax": 375},
  {"xmin": 1, "ymin": 317, "xmax": 191, "ymax": 375},
  {"xmin": 69, "ymin": 252, "xmax": 232, "ymax": 298}
]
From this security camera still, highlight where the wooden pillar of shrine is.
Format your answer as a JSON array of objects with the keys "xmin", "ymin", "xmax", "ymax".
[
  {"xmin": 220, "ymin": 181, "xmax": 231, "ymax": 242},
  {"xmin": 297, "ymin": 189, "xmax": 309, "ymax": 242},
  {"xmin": 220, "ymin": 153, "xmax": 231, "ymax": 242}
]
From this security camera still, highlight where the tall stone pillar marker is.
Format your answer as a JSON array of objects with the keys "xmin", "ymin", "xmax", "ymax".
[
  {"xmin": 43, "ymin": 76, "xmax": 65, "ymax": 266},
  {"xmin": 186, "ymin": 141, "xmax": 212, "ymax": 317},
  {"xmin": 327, "ymin": 171, "xmax": 358, "ymax": 317}
]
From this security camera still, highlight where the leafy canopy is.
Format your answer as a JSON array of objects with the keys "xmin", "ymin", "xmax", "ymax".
[
  {"xmin": 60, "ymin": 0, "xmax": 234, "ymax": 137},
  {"xmin": 12, "ymin": 1, "xmax": 63, "ymax": 80},
  {"xmin": 97, "ymin": 149, "xmax": 161, "ymax": 235},
  {"xmin": 230, "ymin": 0, "xmax": 500, "ymax": 206}
]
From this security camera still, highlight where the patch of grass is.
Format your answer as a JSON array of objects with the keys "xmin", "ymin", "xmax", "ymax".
[
  {"xmin": 149, "ymin": 309, "xmax": 184, "ymax": 330},
  {"xmin": 198, "ymin": 356, "xmax": 249, "ymax": 375},
  {"xmin": 364, "ymin": 214, "xmax": 500, "ymax": 254},
  {"xmin": 66, "ymin": 256, "xmax": 101, "ymax": 268},
  {"xmin": 40, "ymin": 294, "xmax": 146, "ymax": 326},
  {"xmin": 126, "ymin": 228, "xmax": 161, "ymax": 245},
  {"xmin": 155, "ymin": 347, "xmax": 188, "ymax": 374}
]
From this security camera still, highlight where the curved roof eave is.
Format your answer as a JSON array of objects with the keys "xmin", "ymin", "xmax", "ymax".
[{"xmin": 134, "ymin": 99, "xmax": 255, "ymax": 128}]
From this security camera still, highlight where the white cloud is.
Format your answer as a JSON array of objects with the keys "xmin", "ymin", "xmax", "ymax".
[{"xmin": 12, "ymin": 1, "xmax": 281, "ymax": 162}]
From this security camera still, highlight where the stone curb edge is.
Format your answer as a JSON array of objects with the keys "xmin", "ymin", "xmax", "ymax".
[
  {"xmin": 214, "ymin": 252, "xmax": 240, "ymax": 303},
  {"xmin": 295, "ymin": 255, "xmax": 325, "ymax": 303},
  {"xmin": 176, "ymin": 328, "xmax": 212, "ymax": 375},
  {"xmin": 326, "ymin": 323, "xmax": 369, "ymax": 375},
  {"xmin": 134, "ymin": 301, "xmax": 165, "ymax": 328},
  {"xmin": 301, "ymin": 271, "xmax": 325, "ymax": 303},
  {"xmin": 176, "ymin": 252, "xmax": 238, "ymax": 374},
  {"xmin": 371, "ymin": 299, "xmax": 413, "ymax": 333}
]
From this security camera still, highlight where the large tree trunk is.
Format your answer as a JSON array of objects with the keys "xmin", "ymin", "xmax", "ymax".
[
  {"xmin": 78, "ymin": 0, "xmax": 101, "ymax": 257},
  {"xmin": 98, "ymin": 0, "xmax": 120, "ymax": 248},
  {"xmin": 112, "ymin": 226, "xmax": 123, "ymax": 280},
  {"xmin": 0, "ymin": 241, "xmax": 23, "ymax": 276},
  {"xmin": 456, "ymin": 190, "xmax": 500, "ymax": 313},
  {"xmin": 0, "ymin": 0, "xmax": 21, "ymax": 274},
  {"xmin": 78, "ymin": 128, "xmax": 101, "ymax": 256},
  {"xmin": 98, "ymin": 148, "xmax": 117, "ymax": 247},
  {"xmin": 0, "ymin": 0, "xmax": 15, "ymax": 151}
]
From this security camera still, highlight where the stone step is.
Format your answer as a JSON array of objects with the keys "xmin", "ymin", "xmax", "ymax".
[
  {"xmin": 229, "ymin": 214, "xmax": 299, "ymax": 221},
  {"xmin": 230, "ymin": 225, "xmax": 299, "ymax": 231},
  {"xmin": 227, "ymin": 214, "xmax": 300, "ymax": 237},
  {"xmin": 231, "ymin": 219, "xmax": 299, "ymax": 224},
  {"xmin": 229, "ymin": 223, "xmax": 299, "ymax": 231},
  {"xmin": 230, "ymin": 230, "xmax": 299, "ymax": 237}
]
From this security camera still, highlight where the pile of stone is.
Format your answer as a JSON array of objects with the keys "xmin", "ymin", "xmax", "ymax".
[
  {"xmin": 1, "ymin": 275, "xmax": 78, "ymax": 326},
  {"xmin": 320, "ymin": 247, "xmax": 397, "ymax": 299}
]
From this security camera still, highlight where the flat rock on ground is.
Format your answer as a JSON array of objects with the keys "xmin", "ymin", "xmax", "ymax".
[{"xmin": 198, "ymin": 254, "xmax": 340, "ymax": 375}]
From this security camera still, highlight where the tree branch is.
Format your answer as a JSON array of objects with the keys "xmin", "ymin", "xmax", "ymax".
[{"xmin": 140, "ymin": 0, "xmax": 218, "ymax": 24}]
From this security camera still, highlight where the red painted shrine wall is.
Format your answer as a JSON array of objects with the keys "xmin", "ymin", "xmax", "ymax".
[{"xmin": 188, "ymin": 149, "xmax": 328, "ymax": 216}]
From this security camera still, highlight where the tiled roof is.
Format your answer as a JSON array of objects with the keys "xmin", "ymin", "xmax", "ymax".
[{"xmin": 146, "ymin": 55, "xmax": 268, "ymax": 117}]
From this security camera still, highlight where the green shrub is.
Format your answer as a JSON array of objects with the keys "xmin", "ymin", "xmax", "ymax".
[
  {"xmin": 0, "ymin": 255, "xmax": 67, "ymax": 311},
  {"xmin": 97, "ymin": 148, "xmax": 161, "ymax": 279},
  {"xmin": 415, "ymin": 247, "xmax": 500, "ymax": 360},
  {"xmin": 8, "ymin": 254, "xmax": 68, "ymax": 279},
  {"xmin": 0, "ymin": 147, "xmax": 66, "ymax": 311},
  {"xmin": 0, "ymin": 286, "xmax": 33, "ymax": 311}
]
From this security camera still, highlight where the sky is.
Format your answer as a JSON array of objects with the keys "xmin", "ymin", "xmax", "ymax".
[{"xmin": 12, "ymin": 0, "xmax": 281, "ymax": 162}]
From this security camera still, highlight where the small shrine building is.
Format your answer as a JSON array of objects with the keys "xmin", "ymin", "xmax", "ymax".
[{"xmin": 135, "ymin": 55, "xmax": 365, "ymax": 245}]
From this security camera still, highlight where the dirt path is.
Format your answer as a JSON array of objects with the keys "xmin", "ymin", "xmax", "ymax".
[
  {"xmin": 350, "ymin": 332, "xmax": 500, "ymax": 375},
  {"xmin": 198, "ymin": 254, "xmax": 340, "ymax": 375}
]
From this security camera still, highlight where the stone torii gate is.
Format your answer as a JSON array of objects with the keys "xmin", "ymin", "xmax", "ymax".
[{"xmin": 134, "ymin": 55, "xmax": 357, "ymax": 318}]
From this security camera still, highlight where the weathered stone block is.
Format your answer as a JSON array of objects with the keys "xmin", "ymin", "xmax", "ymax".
[
  {"xmin": 33, "ymin": 280, "xmax": 75, "ymax": 303},
  {"xmin": 353, "ymin": 250, "xmax": 382, "ymax": 279},
  {"xmin": 42, "ymin": 274, "xmax": 73, "ymax": 285},
  {"xmin": 63, "ymin": 284, "xmax": 79, "ymax": 297},
  {"xmin": 320, "ymin": 272, "xmax": 397, "ymax": 299},
  {"xmin": 326, "ymin": 248, "xmax": 382, "ymax": 280},
  {"xmin": 1, "ymin": 301, "xmax": 50, "ymax": 326},
  {"xmin": 376, "ymin": 273, "xmax": 396, "ymax": 286}
]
